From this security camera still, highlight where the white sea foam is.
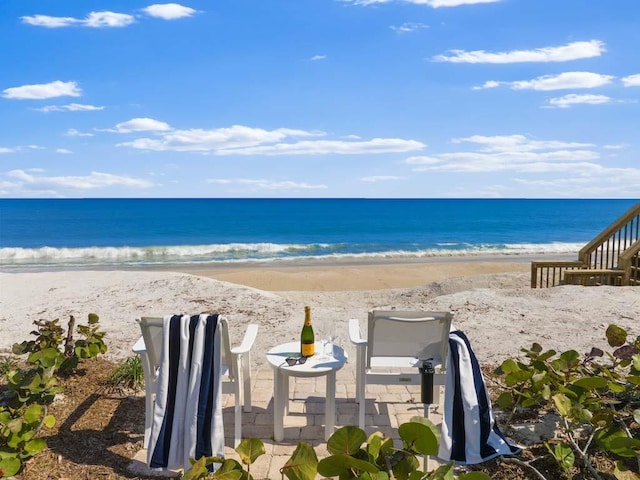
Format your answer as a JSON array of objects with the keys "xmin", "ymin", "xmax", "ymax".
[{"xmin": 0, "ymin": 241, "xmax": 584, "ymax": 268}]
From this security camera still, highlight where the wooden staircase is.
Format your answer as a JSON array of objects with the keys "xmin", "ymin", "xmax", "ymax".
[{"xmin": 531, "ymin": 202, "xmax": 640, "ymax": 288}]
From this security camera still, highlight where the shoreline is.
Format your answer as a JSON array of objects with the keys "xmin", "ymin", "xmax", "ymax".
[{"xmin": 0, "ymin": 253, "xmax": 571, "ymax": 291}]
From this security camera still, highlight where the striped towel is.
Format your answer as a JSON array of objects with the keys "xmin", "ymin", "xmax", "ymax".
[
  {"xmin": 147, "ymin": 314, "xmax": 224, "ymax": 472},
  {"xmin": 438, "ymin": 330, "xmax": 522, "ymax": 465}
]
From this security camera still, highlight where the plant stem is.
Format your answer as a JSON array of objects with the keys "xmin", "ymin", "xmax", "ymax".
[
  {"xmin": 500, "ymin": 456, "xmax": 548, "ymax": 480},
  {"xmin": 563, "ymin": 418, "xmax": 604, "ymax": 480}
]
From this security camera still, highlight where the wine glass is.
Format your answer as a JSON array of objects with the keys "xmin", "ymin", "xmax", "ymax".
[{"xmin": 319, "ymin": 318, "xmax": 337, "ymax": 360}]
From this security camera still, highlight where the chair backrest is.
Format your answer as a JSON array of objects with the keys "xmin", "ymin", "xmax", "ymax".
[
  {"xmin": 139, "ymin": 315, "xmax": 235, "ymax": 379},
  {"xmin": 366, "ymin": 310, "xmax": 452, "ymax": 369}
]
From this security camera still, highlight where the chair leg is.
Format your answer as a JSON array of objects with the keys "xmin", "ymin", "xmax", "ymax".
[
  {"xmin": 242, "ymin": 353, "xmax": 252, "ymax": 412},
  {"xmin": 234, "ymin": 383, "xmax": 242, "ymax": 448}
]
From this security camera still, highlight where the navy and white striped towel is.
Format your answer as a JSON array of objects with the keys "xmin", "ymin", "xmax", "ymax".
[
  {"xmin": 147, "ymin": 314, "xmax": 224, "ymax": 472},
  {"xmin": 438, "ymin": 330, "xmax": 522, "ymax": 465}
]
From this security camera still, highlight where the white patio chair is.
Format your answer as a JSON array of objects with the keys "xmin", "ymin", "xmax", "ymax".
[
  {"xmin": 349, "ymin": 310, "xmax": 452, "ymax": 429},
  {"xmin": 132, "ymin": 315, "xmax": 258, "ymax": 449}
]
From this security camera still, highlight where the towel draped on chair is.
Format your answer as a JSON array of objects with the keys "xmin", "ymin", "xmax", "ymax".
[
  {"xmin": 438, "ymin": 330, "xmax": 522, "ymax": 465},
  {"xmin": 147, "ymin": 314, "xmax": 224, "ymax": 472}
]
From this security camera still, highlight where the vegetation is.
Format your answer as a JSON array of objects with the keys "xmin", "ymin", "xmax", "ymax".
[
  {"xmin": 104, "ymin": 355, "xmax": 144, "ymax": 393},
  {"xmin": 181, "ymin": 418, "xmax": 491, "ymax": 480},
  {"xmin": 0, "ymin": 314, "xmax": 107, "ymax": 477},
  {"xmin": 493, "ymin": 324, "xmax": 640, "ymax": 480}
]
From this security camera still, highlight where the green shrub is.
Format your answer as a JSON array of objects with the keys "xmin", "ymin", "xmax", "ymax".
[
  {"xmin": 105, "ymin": 355, "xmax": 144, "ymax": 393},
  {"xmin": 494, "ymin": 324, "xmax": 640, "ymax": 480}
]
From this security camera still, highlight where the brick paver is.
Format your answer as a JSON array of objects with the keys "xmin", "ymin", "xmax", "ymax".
[{"xmin": 130, "ymin": 362, "xmax": 441, "ymax": 479}]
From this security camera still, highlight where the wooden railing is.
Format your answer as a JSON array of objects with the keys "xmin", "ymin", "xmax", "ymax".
[
  {"xmin": 619, "ymin": 239, "xmax": 640, "ymax": 286},
  {"xmin": 530, "ymin": 261, "xmax": 584, "ymax": 288},
  {"xmin": 578, "ymin": 203, "xmax": 640, "ymax": 269},
  {"xmin": 531, "ymin": 202, "xmax": 640, "ymax": 288}
]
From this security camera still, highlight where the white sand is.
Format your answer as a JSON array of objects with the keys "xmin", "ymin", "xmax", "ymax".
[{"xmin": 1, "ymin": 268, "xmax": 638, "ymax": 368}]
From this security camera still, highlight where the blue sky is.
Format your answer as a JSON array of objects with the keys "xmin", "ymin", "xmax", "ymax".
[{"xmin": 2, "ymin": 0, "xmax": 639, "ymax": 198}]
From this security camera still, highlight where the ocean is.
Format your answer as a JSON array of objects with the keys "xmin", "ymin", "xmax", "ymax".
[{"xmin": 0, "ymin": 198, "xmax": 637, "ymax": 270}]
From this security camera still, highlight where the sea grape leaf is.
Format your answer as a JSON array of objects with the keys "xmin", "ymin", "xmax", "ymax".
[
  {"xmin": 614, "ymin": 345, "xmax": 639, "ymax": 360},
  {"xmin": 572, "ymin": 377, "xmax": 608, "ymax": 390},
  {"xmin": 327, "ymin": 426, "xmax": 366, "ymax": 456},
  {"xmin": 552, "ymin": 393, "xmax": 572, "ymax": 417},
  {"xmin": 236, "ymin": 438, "xmax": 265, "ymax": 465},
  {"xmin": 398, "ymin": 422, "xmax": 438, "ymax": 455},
  {"xmin": 281, "ymin": 442, "xmax": 318, "ymax": 480},
  {"xmin": 613, "ymin": 460, "xmax": 640, "ymax": 480},
  {"xmin": 607, "ymin": 324, "xmax": 628, "ymax": 347}
]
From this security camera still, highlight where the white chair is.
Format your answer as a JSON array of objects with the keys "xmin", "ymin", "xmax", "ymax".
[
  {"xmin": 349, "ymin": 310, "xmax": 452, "ymax": 429},
  {"xmin": 132, "ymin": 315, "xmax": 258, "ymax": 448}
]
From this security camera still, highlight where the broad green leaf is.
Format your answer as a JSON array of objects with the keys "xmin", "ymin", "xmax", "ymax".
[
  {"xmin": 181, "ymin": 456, "xmax": 208, "ymax": 480},
  {"xmin": 236, "ymin": 438, "xmax": 265, "ymax": 465},
  {"xmin": 634, "ymin": 409, "xmax": 640, "ymax": 425},
  {"xmin": 44, "ymin": 414, "xmax": 56, "ymax": 429},
  {"xmin": 408, "ymin": 416, "xmax": 441, "ymax": 443},
  {"xmin": 633, "ymin": 354, "xmax": 640, "ymax": 371},
  {"xmin": 505, "ymin": 370, "xmax": 532, "ymax": 387},
  {"xmin": 626, "ymin": 375, "xmax": 640, "ymax": 386},
  {"xmin": 614, "ymin": 460, "xmax": 640, "ymax": 479},
  {"xmin": 425, "ymin": 462, "xmax": 455, "ymax": 480},
  {"xmin": 552, "ymin": 393, "xmax": 572, "ymax": 417},
  {"xmin": 367, "ymin": 433, "xmax": 382, "ymax": 462},
  {"xmin": 572, "ymin": 377, "xmax": 608, "ymax": 390},
  {"xmin": 327, "ymin": 426, "xmax": 366, "ymax": 456},
  {"xmin": 24, "ymin": 438, "xmax": 46, "ymax": 455},
  {"xmin": 500, "ymin": 359, "xmax": 520, "ymax": 374},
  {"xmin": 459, "ymin": 473, "xmax": 493, "ymax": 480},
  {"xmin": 495, "ymin": 392, "xmax": 514, "ymax": 409},
  {"xmin": 609, "ymin": 382, "xmax": 627, "ymax": 394},
  {"xmin": 551, "ymin": 444, "xmax": 574, "ymax": 471},
  {"xmin": 607, "ymin": 324, "xmax": 628, "ymax": 347},
  {"xmin": 595, "ymin": 427, "xmax": 634, "ymax": 457},
  {"xmin": 0, "ymin": 456, "xmax": 21, "ymax": 477},
  {"xmin": 24, "ymin": 404, "xmax": 44, "ymax": 424},
  {"xmin": 398, "ymin": 422, "xmax": 438, "ymax": 455},
  {"xmin": 317, "ymin": 453, "xmax": 379, "ymax": 478},
  {"xmin": 281, "ymin": 442, "xmax": 318, "ymax": 480},
  {"xmin": 609, "ymin": 437, "xmax": 640, "ymax": 458}
]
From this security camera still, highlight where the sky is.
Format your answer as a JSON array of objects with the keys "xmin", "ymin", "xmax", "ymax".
[{"xmin": 1, "ymin": 0, "xmax": 639, "ymax": 199}]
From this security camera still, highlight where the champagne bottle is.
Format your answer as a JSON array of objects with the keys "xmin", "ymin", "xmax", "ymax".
[{"xmin": 300, "ymin": 306, "xmax": 315, "ymax": 357}]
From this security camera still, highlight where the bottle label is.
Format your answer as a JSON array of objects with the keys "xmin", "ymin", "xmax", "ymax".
[{"xmin": 301, "ymin": 342, "xmax": 315, "ymax": 357}]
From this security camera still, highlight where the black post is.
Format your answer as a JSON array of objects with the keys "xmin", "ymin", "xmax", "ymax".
[{"xmin": 419, "ymin": 360, "xmax": 434, "ymax": 404}]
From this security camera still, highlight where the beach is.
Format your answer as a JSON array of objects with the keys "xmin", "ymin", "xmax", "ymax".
[{"xmin": 1, "ymin": 257, "xmax": 638, "ymax": 368}]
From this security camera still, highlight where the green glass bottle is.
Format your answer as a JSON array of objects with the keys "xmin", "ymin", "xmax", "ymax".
[{"xmin": 300, "ymin": 306, "xmax": 315, "ymax": 357}]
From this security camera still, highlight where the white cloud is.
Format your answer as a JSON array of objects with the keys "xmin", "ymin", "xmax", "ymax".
[
  {"xmin": 21, "ymin": 11, "xmax": 135, "ymax": 28},
  {"xmin": 56, "ymin": 149, "xmax": 73, "ymax": 154},
  {"xmin": 6, "ymin": 169, "xmax": 153, "ymax": 190},
  {"xmin": 406, "ymin": 134, "xmax": 603, "ymax": 174},
  {"xmin": 342, "ymin": 0, "xmax": 500, "ymax": 7},
  {"xmin": 310, "ymin": 55, "xmax": 327, "ymax": 61},
  {"xmin": 2, "ymin": 81, "xmax": 82, "ymax": 100},
  {"xmin": 36, "ymin": 103, "xmax": 105, "ymax": 112},
  {"xmin": 112, "ymin": 117, "xmax": 172, "ymax": 133},
  {"xmin": 207, "ymin": 178, "xmax": 327, "ymax": 190},
  {"xmin": 603, "ymin": 144, "xmax": 627, "ymax": 150},
  {"xmin": 142, "ymin": 3, "xmax": 197, "ymax": 20},
  {"xmin": 476, "ymin": 72, "xmax": 614, "ymax": 91},
  {"xmin": 546, "ymin": 93, "xmax": 612, "ymax": 108},
  {"xmin": 65, "ymin": 128, "xmax": 94, "ymax": 137},
  {"xmin": 434, "ymin": 40, "xmax": 605, "ymax": 63},
  {"xmin": 117, "ymin": 124, "xmax": 424, "ymax": 155},
  {"xmin": 390, "ymin": 22, "xmax": 428, "ymax": 33},
  {"xmin": 361, "ymin": 175, "xmax": 404, "ymax": 182},
  {"xmin": 0, "ymin": 147, "xmax": 16, "ymax": 154},
  {"xmin": 451, "ymin": 134, "xmax": 594, "ymax": 152},
  {"xmin": 622, "ymin": 74, "xmax": 640, "ymax": 87}
]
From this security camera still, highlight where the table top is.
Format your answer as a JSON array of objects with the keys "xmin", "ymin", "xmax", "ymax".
[{"xmin": 266, "ymin": 341, "xmax": 347, "ymax": 377}]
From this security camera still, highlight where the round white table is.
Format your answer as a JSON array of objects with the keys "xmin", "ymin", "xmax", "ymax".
[{"xmin": 266, "ymin": 341, "xmax": 347, "ymax": 442}]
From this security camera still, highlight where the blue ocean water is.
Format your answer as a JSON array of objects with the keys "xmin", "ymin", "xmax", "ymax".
[{"xmin": 0, "ymin": 198, "xmax": 637, "ymax": 269}]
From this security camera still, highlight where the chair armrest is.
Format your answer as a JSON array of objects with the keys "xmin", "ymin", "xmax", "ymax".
[
  {"xmin": 349, "ymin": 318, "xmax": 366, "ymax": 346},
  {"xmin": 230, "ymin": 324, "xmax": 259, "ymax": 355},
  {"xmin": 132, "ymin": 336, "xmax": 146, "ymax": 354}
]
